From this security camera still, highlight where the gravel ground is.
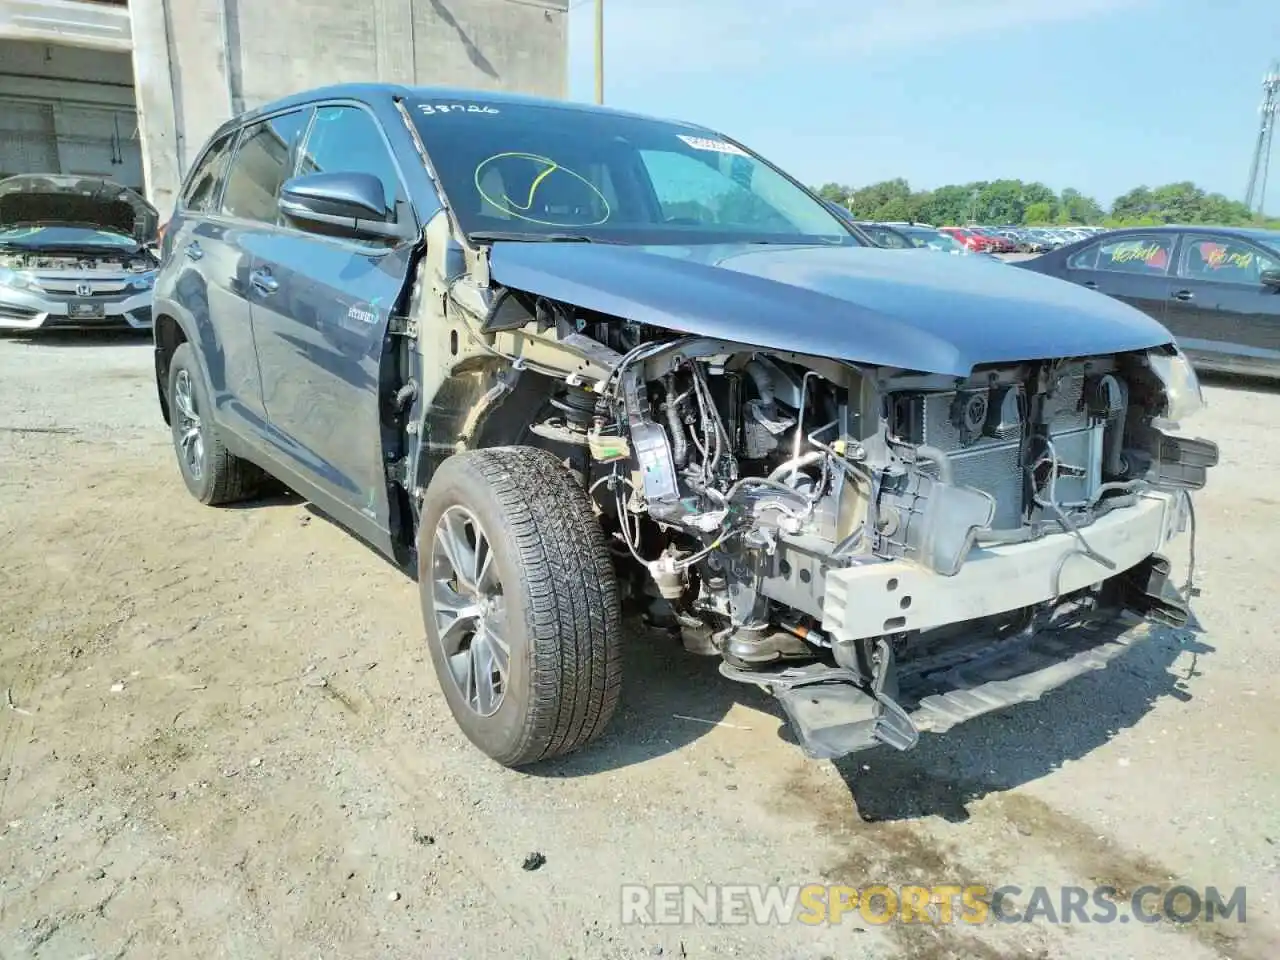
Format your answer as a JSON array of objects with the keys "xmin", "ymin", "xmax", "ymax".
[{"xmin": 0, "ymin": 330, "xmax": 1277, "ymax": 960}]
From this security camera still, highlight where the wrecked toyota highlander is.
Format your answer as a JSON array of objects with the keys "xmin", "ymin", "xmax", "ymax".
[{"xmin": 153, "ymin": 85, "xmax": 1217, "ymax": 767}]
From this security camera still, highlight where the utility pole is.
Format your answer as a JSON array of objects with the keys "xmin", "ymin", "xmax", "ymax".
[
  {"xmin": 594, "ymin": 0, "xmax": 604, "ymax": 105},
  {"xmin": 1245, "ymin": 62, "xmax": 1280, "ymax": 215}
]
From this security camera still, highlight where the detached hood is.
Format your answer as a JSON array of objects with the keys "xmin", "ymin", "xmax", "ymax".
[
  {"xmin": 0, "ymin": 175, "xmax": 158, "ymax": 243},
  {"xmin": 486, "ymin": 242, "xmax": 1173, "ymax": 377}
]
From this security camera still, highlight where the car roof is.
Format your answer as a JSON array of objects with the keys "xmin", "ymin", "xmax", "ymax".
[
  {"xmin": 1097, "ymin": 224, "xmax": 1280, "ymax": 241},
  {"xmin": 208, "ymin": 82, "xmax": 717, "ymax": 142}
]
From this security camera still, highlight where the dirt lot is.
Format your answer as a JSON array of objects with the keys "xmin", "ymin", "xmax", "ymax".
[{"xmin": 1, "ymin": 331, "xmax": 1278, "ymax": 960}]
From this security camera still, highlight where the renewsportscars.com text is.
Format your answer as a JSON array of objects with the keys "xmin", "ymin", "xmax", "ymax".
[{"xmin": 621, "ymin": 883, "xmax": 1247, "ymax": 926}]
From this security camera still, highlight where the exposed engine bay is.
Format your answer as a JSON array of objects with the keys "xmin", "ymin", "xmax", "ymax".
[
  {"xmin": 0, "ymin": 248, "xmax": 158, "ymax": 274},
  {"xmin": 420, "ymin": 259, "xmax": 1218, "ymax": 759}
]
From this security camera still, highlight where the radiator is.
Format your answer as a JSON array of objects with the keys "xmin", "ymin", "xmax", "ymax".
[{"xmin": 911, "ymin": 372, "xmax": 1101, "ymax": 529}]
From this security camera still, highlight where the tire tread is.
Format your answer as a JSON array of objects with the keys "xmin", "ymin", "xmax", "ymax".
[
  {"xmin": 169, "ymin": 342, "xmax": 263, "ymax": 506},
  {"xmin": 424, "ymin": 446, "xmax": 623, "ymax": 765}
]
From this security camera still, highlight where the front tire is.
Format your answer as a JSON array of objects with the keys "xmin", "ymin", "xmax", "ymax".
[
  {"xmin": 418, "ymin": 446, "xmax": 623, "ymax": 767},
  {"xmin": 167, "ymin": 342, "xmax": 262, "ymax": 505}
]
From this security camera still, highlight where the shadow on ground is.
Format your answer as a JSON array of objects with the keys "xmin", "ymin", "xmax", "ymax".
[
  {"xmin": 1199, "ymin": 370, "xmax": 1280, "ymax": 395},
  {"xmin": 835, "ymin": 624, "xmax": 1213, "ymax": 823},
  {"xmin": 0, "ymin": 329, "xmax": 152, "ymax": 348},
  {"xmin": 531, "ymin": 622, "xmax": 767, "ymax": 777},
  {"xmin": 253, "ymin": 492, "xmax": 1215, "ymax": 798}
]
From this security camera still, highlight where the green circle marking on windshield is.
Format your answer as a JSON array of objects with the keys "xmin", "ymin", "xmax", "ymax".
[{"xmin": 473, "ymin": 152, "xmax": 611, "ymax": 227}]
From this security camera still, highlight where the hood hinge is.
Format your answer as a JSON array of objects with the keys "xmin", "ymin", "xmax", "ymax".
[
  {"xmin": 386, "ymin": 455, "xmax": 411, "ymax": 487},
  {"xmin": 389, "ymin": 313, "xmax": 418, "ymax": 338},
  {"xmin": 464, "ymin": 245, "xmax": 491, "ymax": 288}
]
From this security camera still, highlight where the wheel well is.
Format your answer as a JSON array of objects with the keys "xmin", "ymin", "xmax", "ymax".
[
  {"xmin": 153, "ymin": 314, "xmax": 187, "ymax": 425},
  {"xmin": 398, "ymin": 365, "xmax": 563, "ymax": 562}
]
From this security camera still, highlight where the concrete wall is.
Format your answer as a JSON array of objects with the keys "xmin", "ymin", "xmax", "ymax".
[
  {"xmin": 132, "ymin": 0, "xmax": 569, "ymax": 217},
  {"xmin": 0, "ymin": 38, "xmax": 143, "ymax": 187}
]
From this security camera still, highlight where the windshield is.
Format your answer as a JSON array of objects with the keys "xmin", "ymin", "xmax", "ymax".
[
  {"xmin": 409, "ymin": 98, "xmax": 856, "ymax": 246},
  {"xmin": 1254, "ymin": 234, "xmax": 1280, "ymax": 257},
  {"xmin": 0, "ymin": 224, "xmax": 137, "ymax": 251}
]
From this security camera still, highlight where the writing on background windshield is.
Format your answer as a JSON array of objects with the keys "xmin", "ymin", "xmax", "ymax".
[
  {"xmin": 412, "ymin": 100, "xmax": 850, "ymax": 243},
  {"xmin": 1183, "ymin": 238, "xmax": 1279, "ymax": 281}
]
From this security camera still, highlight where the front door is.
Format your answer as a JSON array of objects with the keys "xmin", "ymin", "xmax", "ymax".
[
  {"xmin": 249, "ymin": 103, "xmax": 418, "ymax": 538},
  {"xmin": 1166, "ymin": 234, "xmax": 1280, "ymax": 374}
]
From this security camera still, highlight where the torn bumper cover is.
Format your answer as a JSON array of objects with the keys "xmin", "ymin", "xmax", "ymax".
[{"xmin": 732, "ymin": 490, "xmax": 1193, "ymax": 760}]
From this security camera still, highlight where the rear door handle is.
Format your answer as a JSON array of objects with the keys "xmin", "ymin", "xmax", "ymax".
[
  {"xmin": 250, "ymin": 270, "xmax": 279, "ymax": 295},
  {"xmin": 185, "ymin": 241, "xmax": 203, "ymax": 261},
  {"xmin": 1081, "ymin": 280, "xmax": 1098, "ymax": 289},
  {"xmin": 1171, "ymin": 289, "xmax": 1194, "ymax": 301}
]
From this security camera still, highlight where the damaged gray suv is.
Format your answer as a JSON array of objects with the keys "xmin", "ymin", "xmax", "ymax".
[{"xmin": 153, "ymin": 84, "xmax": 1217, "ymax": 767}]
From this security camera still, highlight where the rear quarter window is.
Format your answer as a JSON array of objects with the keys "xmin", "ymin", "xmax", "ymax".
[
  {"xmin": 1071, "ymin": 235, "xmax": 1173, "ymax": 275},
  {"xmin": 180, "ymin": 131, "xmax": 236, "ymax": 213}
]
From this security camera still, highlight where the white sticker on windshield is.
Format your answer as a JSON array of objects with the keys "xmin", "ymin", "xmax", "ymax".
[
  {"xmin": 677, "ymin": 134, "xmax": 748, "ymax": 156},
  {"xmin": 419, "ymin": 103, "xmax": 499, "ymax": 117}
]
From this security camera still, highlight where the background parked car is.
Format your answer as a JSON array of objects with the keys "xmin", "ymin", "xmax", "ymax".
[
  {"xmin": 939, "ymin": 225, "xmax": 997, "ymax": 253},
  {"xmin": 897, "ymin": 225, "xmax": 1002, "ymax": 260},
  {"xmin": 1015, "ymin": 225, "xmax": 1280, "ymax": 378},
  {"xmin": 820, "ymin": 201, "xmax": 883, "ymax": 246},
  {"xmin": 964, "ymin": 226, "xmax": 1017, "ymax": 253},
  {"xmin": 0, "ymin": 174, "xmax": 158, "ymax": 332},
  {"xmin": 853, "ymin": 220, "xmax": 914, "ymax": 248}
]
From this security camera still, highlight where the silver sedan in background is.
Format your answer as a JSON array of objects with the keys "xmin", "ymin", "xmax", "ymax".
[{"xmin": 0, "ymin": 175, "xmax": 159, "ymax": 332}]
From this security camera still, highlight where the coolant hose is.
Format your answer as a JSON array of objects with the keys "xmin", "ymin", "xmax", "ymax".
[
  {"xmin": 744, "ymin": 360, "xmax": 775, "ymax": 408},
  {"xmin": 1104, "ymin": 377, "xmax": 1129, "ymax": 476},
  {"xmin": 664, "ymin": 375, "xmax": 689, "ymax": 468},
  {"xmin": 915, "ymin": 445, "xmax": 955, "ymax": 484}
]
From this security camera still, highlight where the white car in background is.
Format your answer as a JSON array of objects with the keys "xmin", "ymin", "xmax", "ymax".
[{"xmin": 0, "ymin": 174, "xmax": 158, "ymax": 332}]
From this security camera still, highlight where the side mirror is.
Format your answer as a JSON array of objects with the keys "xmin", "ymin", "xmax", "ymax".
[
  {"xmin": 279, "ymin": 172, "xmax": 409, "ymax": 240},
  {"xmin": 1261, "ymin": 269, "xmax": 1280, "ymax": 290}
]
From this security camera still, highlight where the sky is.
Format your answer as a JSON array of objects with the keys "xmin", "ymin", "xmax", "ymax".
[{"xmin": 564, "ymin": 0, "xmax": 1280, "ymax": 216}]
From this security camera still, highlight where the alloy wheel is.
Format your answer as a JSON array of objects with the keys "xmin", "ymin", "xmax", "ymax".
[
  {"xmin": 173, "ymin": 368, "xmax": 204, "ymax": 482},
  {"xmin": 430, "ymin": 505, "xmax": 510, "ymax": 717}
]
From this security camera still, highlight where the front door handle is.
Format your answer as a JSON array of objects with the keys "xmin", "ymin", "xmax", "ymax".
[
  {"xmin": 250, "ymin": 270, "xmax": 279, "ymax": 295},
  {"xmin": 1171, "ymin": 289, "xmax": 1194, "ymax": 302},
  {"xmin": 185, "ymin": 241, "xmax": 203, "ymax": 261},
  {"xmin": 1081, "ymin": 280, "xmax": 1098, "ymax": 289}
]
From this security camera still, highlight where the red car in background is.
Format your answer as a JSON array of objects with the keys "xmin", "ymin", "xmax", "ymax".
[
  {"xmin": 939, "ymin": 226, "xmax": 998, "ymax": 253},
  {"xmin": 967, "ymin": 227, "xmax": 1018, "ymax": 253}
]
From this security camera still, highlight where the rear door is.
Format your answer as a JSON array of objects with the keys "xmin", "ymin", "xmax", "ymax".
[
  {"xmin": 1166, "ymin": 233, "xmax": 1280, "ymax": 374},
  {"xmin": 249, "ymin": 102, "xmax": 419, "ymax": 539},
  {"xmin": 198, "ymin": 108, "xmax": 311, "ymax": 433},
  {"xmin": 1060, "ymin": 232, "xmax": 1177, "ymax": 323},
  {"xmin": 163, "ymin": 126, "xmax": 270, "ymax": 435}
]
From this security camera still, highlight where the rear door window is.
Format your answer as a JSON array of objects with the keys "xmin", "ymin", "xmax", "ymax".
[
  {"xmin": 1070, "ymin": 235, "xmax": 1174, "ymax": 274},
  {"xmin": 181, "ymin": 131, "xmax": 236, "ymax": 213},
  {"xmin": 1178, "ymin": 235, "xmax": 1280, "ymax": 284},
  {"xmin": 220, "ymin": 109, "xmax": 311, "ymax": 224}
]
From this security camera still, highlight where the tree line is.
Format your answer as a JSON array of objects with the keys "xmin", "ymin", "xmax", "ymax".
[{"xmin": 812, "ymin": 178, "xmax": 1280, "ymax": 229}]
